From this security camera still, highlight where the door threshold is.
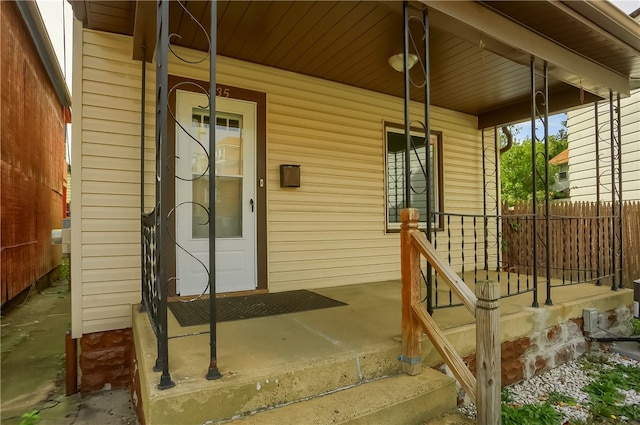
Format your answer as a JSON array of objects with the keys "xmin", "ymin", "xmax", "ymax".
[
  {"xmin": 171, "ymin": 288, "xmax": 268, "ymax": 301},
  {"xmin": 217, "ymin": 288, "xmax": 268, "ymax": 298}
]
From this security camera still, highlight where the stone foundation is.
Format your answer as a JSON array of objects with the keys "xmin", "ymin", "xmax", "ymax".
[
  {"xmin": 80, "ymin": 329, "xmax": 133, "ymax": 394},
  {"xmin": 458, "ymin": 306, "xmax": 631, "ymax": 393},
  {"xmin": 598, "ymin": 305, "xmax": 634, "ymax": 336}
]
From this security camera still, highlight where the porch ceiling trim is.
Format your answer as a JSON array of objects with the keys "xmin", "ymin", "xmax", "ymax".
[
  {"xmin": 422, "ymin": 0, "xmax": 631, "ymax": 98},
  {"xmin": 565, "ymin": 1, "xmax": 640, "ymax": 53},
  {"xmin": 546, "ymin": 1, "xmax": 640, "ymax": 57},
  {"xmin": 478, "ymin": 86, "xmax": 601, "ymax": 130}
]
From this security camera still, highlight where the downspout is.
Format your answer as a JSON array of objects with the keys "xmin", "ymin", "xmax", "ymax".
[
  {"xmin": 499, "ymin": 126, "xmax": 513, "ymax": 155},
  {"xmin": 141, "ymin": 46, "xmax": 146, "ymax": 216}
]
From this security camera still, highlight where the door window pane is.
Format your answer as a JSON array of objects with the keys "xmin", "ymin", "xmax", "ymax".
[
  {"xmin": 215, "ymin": 114, "xmax": 243, "ymax": 176},
  {"xmin": 190, "ymin": 108, "xmax": 245, "ymax": 239},
  {"xmin": 192, "ymin": 176, "xmax": 243, "ymax": 238}
]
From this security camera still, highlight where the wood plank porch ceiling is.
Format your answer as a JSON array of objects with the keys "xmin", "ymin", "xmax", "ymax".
[{"xmin": 70, "ymin": 0, "xmax": 640, "ymax": 128}]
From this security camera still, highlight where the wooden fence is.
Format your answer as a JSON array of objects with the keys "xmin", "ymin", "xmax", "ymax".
[{"xmin": 502, "ymin": 201, "xmax": 640, "ymax": 286}]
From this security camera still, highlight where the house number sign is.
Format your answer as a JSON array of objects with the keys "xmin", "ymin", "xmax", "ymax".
[{"xmin": 216, "ymin": 85, "xmax": 231, "ymax": 98}]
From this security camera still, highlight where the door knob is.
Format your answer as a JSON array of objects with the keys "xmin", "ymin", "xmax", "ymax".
[{"xmin": 250, "ymin": 198, "xmax": 254, "ymax": 212}]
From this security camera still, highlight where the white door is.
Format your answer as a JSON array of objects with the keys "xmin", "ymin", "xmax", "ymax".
[{"xmin": 175, "ymin": 90, "xmax": 256, "ymax": 295}]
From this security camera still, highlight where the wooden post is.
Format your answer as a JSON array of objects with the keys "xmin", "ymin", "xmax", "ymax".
[
  {"xmin": 65, "ymin": 330, "xmax": 78, "ymax": 395},
  {"xmin": 400, "ymin": 208, "xmax": 422, "ymax": 375},
  {"xmin": 475, "ymin": 280, "xmax": 501, "ymax": 425}
]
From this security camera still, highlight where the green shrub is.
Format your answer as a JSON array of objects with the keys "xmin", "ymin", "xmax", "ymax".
[
  {"xmin": 502, "ymin": 402, "xmax": 562, "ymax": 425},
  {"xmin": 20, "ymin": 410, "xmax": 40, "ymax": 425}
]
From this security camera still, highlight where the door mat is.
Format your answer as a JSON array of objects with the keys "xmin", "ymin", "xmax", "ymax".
[{"xmin": 168, "ymin": 290, "xmax": 347, "ymax": 327}]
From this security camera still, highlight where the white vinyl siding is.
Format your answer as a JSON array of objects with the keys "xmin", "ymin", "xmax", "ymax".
[
  {"xmin": 567, "ymin": 89, "xmax": 640, "ymax": 202},
  {"xmin": 73, "ymin": 29, "xmax": 155, "ymax": 336},
  {"xmin": 73, "ymin": 29, "xmax": 487, "ymax": 334}
]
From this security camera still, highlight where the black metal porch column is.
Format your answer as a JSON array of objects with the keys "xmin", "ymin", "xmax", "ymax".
[
  {"xmin": 401, "ymin": 1, "xmax": 434, "ymax": 314},
  {"xmin": 403, "ymin": 1, "xmax": 411, "ymax": 208},
  {"xmin": 595, "ymin": 101, "xmax": 601, "ymax": 286},
  {"xmin": 542, "ymin": 63, "xmax": 552, "ymax": 306},
  {"xmin": 482, "ymin": 132, "xmax": 489, "ymax": 277},
  {"xmin": 494, "ymin": 128, "xmax": 501, "ymax": 277},
  {"xmin": 422, "ymin": 7, "xmax": 431, "ymax": 236},
  {"xmin": 155, "ymin": 0, "xmax": 174, "ymax": 390},
  {"xmin": 609, "ymin": 93, "xmax": 616, "ymax": 290},
  {"xmin": 140, "ymin": 45, "xmax": 147, "ymax": 311},
  {"xmin": 421, "ymin": 7, "xmax": 433, "ymax": 315},
  {"xmin": 616, "ymin": 94, "xmax": 623, "ymax": 289},
  {"xmin": 141, "ymin": 45, "xmax": 146, "ymax": 218},
  {"xmin": 530, "ymin": 59, "xmax": 552, "ymax": 307},
  {"xmin": 529, "ymin": 59, "xmax": 539, "ymax": 308},
  {"xmin": 481, "ymin": 127, "xmax": 500, "ymax": 281},
  {"xmin": 206, "ymin": 0, "xmax": 222, "ymax": 381},
  {"xmin": 609, "ymin": 92, "xmax": 624, "ymax": 290}
]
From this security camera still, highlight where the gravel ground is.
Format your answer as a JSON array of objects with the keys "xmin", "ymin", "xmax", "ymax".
[{"xmin": 459, "ymin": 349, "xmax": 640, "ymax": 424}]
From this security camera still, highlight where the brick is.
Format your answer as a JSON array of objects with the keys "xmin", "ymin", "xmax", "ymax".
[
  {"xmin": 502, "ymin": 358, "xmax": 524, "ymax": 386},
  {"xmin": 546, "ymin": 325, "xmax": 562, "ymax": 344},
  {"xmin": 501, "ymin": 340, "xmax": 515, "ymax": 361},
  {"xmin": 570, "ymin": 317, "xmax": 584, "ymax": 332},
  {"xmin": 533, "ymin": 354, "xmax": 548, "ymax": 375},
  {"xmin": 80, "ymin": 329, "xmax": 133, "ymax": 395},
  {"xmin": 513, "ymin": 337, "xmax": 531, "ymax": 358},
  {"xmin": 554, "ymin": 345, "xmax": 574, "ymax": 366}
]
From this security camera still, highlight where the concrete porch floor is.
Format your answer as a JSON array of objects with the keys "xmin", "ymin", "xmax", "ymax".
[{"xmin": 133, "ymin": 278, "xmax": 633, "ymax": 424}]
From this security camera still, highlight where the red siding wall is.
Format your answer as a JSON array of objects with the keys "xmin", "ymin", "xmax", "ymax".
[{"xmin": 1, "ymin": 1, "xmax": 65, "ymax": 304}]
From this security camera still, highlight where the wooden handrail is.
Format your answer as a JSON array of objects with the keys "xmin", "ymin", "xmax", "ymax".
[
  {"xmin": 412, "ymin": 303, "xmax": 477, "ymax": 401},
  {"xmin": 410, "ymin": 231, "xmax": 477, "ymax": 316},
  {"xmin": 400, "ymin": 208, "xmax": 501, "ymax": 424}
]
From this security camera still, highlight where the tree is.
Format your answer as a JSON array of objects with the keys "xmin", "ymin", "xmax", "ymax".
[{"xmin": 500, "ymin": 128, "xmax": 568, "ymax": 206}]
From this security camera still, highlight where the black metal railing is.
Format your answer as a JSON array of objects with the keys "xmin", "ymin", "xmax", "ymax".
[
  {"xmin": 141, "ymin": 209, "xmax": 172, "ymax": 379},
  {"xmin": 425, "ymin": 210, "xmax": 618, "ymax": 310},
  {"xmin": 141, "ymin": 211, "xmax": 159, "ymax": 334}
]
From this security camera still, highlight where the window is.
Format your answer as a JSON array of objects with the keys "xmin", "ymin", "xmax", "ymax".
[
  {"xmin": 558, "ymin": 164, "xmax": 568, "ymax": 180},
  {"xmin": 385, "ymin": 123, "xmax": 443, "ymax": 231}
]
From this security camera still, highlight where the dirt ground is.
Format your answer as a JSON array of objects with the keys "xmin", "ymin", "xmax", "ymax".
[{"xmin": 1, "ymin": 277, "xmax": 139, "ymax": 425}]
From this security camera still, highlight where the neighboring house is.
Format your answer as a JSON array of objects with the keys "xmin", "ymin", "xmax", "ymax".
[
  {"xmin": 68, "ymin": 0, "xmax": 639, "ymax": 401},
  {"xmin": 1, "ymin": 0, "xmax": 71, "ymax": 305},
  {"xmin": 549, "ymin": 148, "xmax": 571, "ymax": 199},
  {"xmin": 567, "ymin": 8, "xmax": 640, "ymax": 202}
]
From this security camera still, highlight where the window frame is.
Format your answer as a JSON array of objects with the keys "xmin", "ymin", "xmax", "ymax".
[{"xmin": 384, "ymin": 121, "xmax": 444, "ymax": 233}]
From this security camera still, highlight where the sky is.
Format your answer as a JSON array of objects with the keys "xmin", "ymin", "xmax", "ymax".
[
  {"xmin": 511, "ymin": 113, "xmax": 567, "ymax": 142},
  {"xmin": 36, "ymin": 0, "xmax": 73, "ymax": 93}
]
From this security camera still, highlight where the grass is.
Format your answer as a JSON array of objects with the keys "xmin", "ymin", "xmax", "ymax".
[
  {"xmin": 494, "ymin": 352, "xmax": 640, "ymax": 425},
  {"xmin": 502, "ymin": 402, "xmax": 562, "ymax": 425},
  {"xmin": 581, "ymin": 362, "xmax": 640, "ymax": 423}
]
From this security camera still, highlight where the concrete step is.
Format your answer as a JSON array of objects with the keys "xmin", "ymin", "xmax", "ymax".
[
  {"xmin": 423, "ymin": 412, "xmax": 475, "ymax": 425},
  {"xmin": 228, "ymin": 369, "xmax": 457, "ymax": 425}
]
